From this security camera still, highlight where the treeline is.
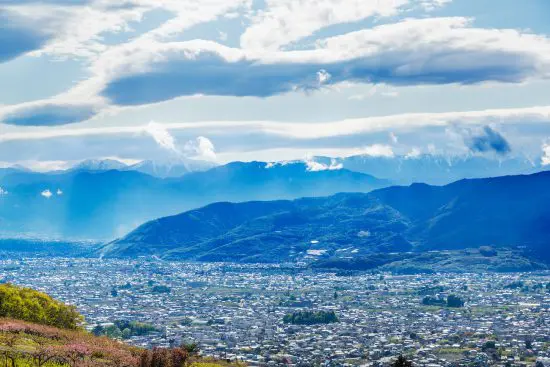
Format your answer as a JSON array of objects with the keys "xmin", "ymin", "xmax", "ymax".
[
  {"xmin": 283, "ymin": 310, "xmax": 338, "ymax": 325},
  {"xmin": 93, "ymin": 320, "xmax": 160, "ymax": 339},
  {"xmin": 0, "ymin": 283, "xmax": 83, "ymax": 330},
  {"xmin": 504, "ymin": 280, "xmax": 550, "ymax": 292},
  {"xmin": 422, "ymin": 294, "xmax": 465, "ymax": 308}
]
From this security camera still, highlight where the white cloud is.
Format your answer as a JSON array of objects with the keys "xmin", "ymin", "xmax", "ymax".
[
  {"xmin": 418, "ymin": 0, "xmax": 452, "ymax": 11},
  {"xmin": 541, "ymin": 142, "xmax": 550, "ymax": 166},
  {"xmin": 0, "ymin": 187, "xmax": 8, "ymax": 196},
  {"xmin": 140, "ymin": 0, "xmax": 250, "ymax": 41},
  {"xmin": 2, "ymin": 2, "xmax": 147, "ymax": 59},
  {"xmin": 389, "ymin": 132, "xmax": 399, "ymax": 144},
  {"xmin": 143, "ymin": 121, "xmax": 180, "ymax": 154},
  {"xmin": 240, "ymin": 0, "xmax": 410, "ymax": 50},
  {"xmin": 184, "ymin": 136, "xmax": 217, "ymax": 161},
  {"xmin": 317, "ymin": 69, "xmax": 331, "ymax": 85},
  {"xmin": 56, "ymin": 188, "xmax": 63, "ymax": 196},
  {"xmin": 41, "ymin": 189, "xmax": 53, "ymax": 198},
  {"xmin": 4, "ymin": 105, "xmax": 550, "ymax": 143},
  {"xmin": 304, "ymin": 158, "xmax": 343, "ymax": 172},
  {"xmin": 354, "ymin": 144, "xmax": 395, "ymax": 157},
  {"xmin": 405, "ymin": 147, "xmax": 422, "ymax": 159},
  {"xmin": 142, "ymin": 122, "xmax": 217, "ymax": 161},
  {"xmin": 93, "ymin": 17, "xmax": 550, "ymax": 106},
  {"xmin": 2, "ymin": 0, "xmax": 250, "ymax": 60},
  {"xmin": 5, "ymin": 16, "xmax": 550, "ymax": 125}
]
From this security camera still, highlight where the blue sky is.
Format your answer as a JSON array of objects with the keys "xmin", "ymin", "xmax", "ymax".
[{"xmin": 1, "ymin": 0, "xmax": 550, "ymax": 169}]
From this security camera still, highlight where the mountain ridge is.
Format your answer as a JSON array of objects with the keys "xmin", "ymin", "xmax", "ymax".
[
  {"xmin": 101, "ymin": 171, "xmax": 550, "ymax": 263},
  {"xmin": 0, "ymin": 161, "xmax": 387, "ymax": 239}
]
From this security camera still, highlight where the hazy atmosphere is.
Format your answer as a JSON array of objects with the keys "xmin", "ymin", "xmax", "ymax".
[{"xmin": 1, "ymin": 1, "xmax": 550, "ymax": 367}]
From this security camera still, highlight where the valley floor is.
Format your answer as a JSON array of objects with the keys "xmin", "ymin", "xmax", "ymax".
[{"xmin": 1, "ymin": 258, "xmax": 549, "ymax": 366}]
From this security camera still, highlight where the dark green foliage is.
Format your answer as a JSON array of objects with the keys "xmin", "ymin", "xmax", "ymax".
[
  {"xmin": 422, "ymin": 296, "xmax": 446, "ymax": 306},
  {"xmin": 446, "ymin": 294, "xmax": 465, "ymax": 308},
  {"xmin": 482, "ymin": 341, "xmax": 496, "ymax": 351},
  {"xmin": 93, "ymin": 320, "xmax": 159, "ymax": 339},
  {"xmin": 393, "ymin": 355, "xmax": 413, "ymax": 367},
  {"xmin": 283, "ymin": 310, "xmax": 338, "ymax": 325},
  {"xmin": 0, "ymin": 283, "xmax": 83, "ymax": 329},
  {"xmin": 504, "ymin": 281, "xmax": 524, "ymax": 289},
  {"xmin": 151, "ymin": 285, "xmax": 171, "ymax": 294},
  {"xmin": 181, "ymin": 342, "xmax": 200, "ymax": 355}
]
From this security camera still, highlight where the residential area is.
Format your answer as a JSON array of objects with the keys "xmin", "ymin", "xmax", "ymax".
[{"xmin": 1, "ymin": 258, "xmax": 549, "ymax": 366}]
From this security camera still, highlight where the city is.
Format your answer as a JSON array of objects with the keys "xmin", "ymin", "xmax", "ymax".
[{"xmin": 1, "ymin": 257, "xmax": 548, "ymax": 366}]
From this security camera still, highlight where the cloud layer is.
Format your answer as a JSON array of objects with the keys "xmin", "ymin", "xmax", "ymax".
[
  {"xmin": 1, "ymin": 0, "xmax": 550, "ymax": 168},
  {"xmin": 97, "ymin": 18, "xmax": 550, "ymax": 107},
  {"xmin": 0, "ymin": 10, "xmax": 49, "ymax": 63}
]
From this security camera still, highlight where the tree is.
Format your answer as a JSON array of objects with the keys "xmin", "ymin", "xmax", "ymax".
[
  {"xmin": 283, "ymin": 310, "xmax": 338, "ymax": 325},
  {"xmin": 422, "ymin": 296, "xmax": 446, "ymax": 306},
  {"xmin": 482, "ymin": 341, "xmax": 496, "ymax": 351},
  {"xmin": 92, "ymin": 324, "xmax": 104, "ymax": 336},
  {"xmin": 393, "ymin": 355, "xmax": 413, "ymax": 367},
  {"xmin": 0, "ymin": 283, "xmax": 83, "ymax": 329},
  {"xmin": 446, "ymin": 294, "xmax": 465, "ymax": 308},
  {"xmin": 181, "ymin": 342, "xmax": 200, "ymax": 356}
]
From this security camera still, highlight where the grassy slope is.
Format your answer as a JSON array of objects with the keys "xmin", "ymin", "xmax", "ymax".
[{"xmin": 0, "ymin": 318, "xmax": 241, "ymax": 367}]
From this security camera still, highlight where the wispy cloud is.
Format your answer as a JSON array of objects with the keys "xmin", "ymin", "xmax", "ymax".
[
  {"xmin": 304, "ymin": 158, "xmax": 343, "ymax": 172},
  {"xmin": 143, "ymin": 121, "xmax": 180, "ymax": 154},
  {"xmin": 240, "ymin": 0, "xmax": 449, "ymax": 50},
  {"xmin": 184, "ymin": 136, "xmax": 217, "ymax": 161},
  {"xmin": 3, "ymin": 106, "xmax": 550, "ymax": 143}
]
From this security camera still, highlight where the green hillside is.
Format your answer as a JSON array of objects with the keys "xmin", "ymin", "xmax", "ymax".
[{"xmin": 0, "ymin": 284, "xmax": 243, "ymax": 367}]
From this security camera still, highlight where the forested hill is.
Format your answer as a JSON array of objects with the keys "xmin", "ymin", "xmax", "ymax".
[{"xmin": 101, "ymin": 171, "xmax": 550, "ymax": 263}]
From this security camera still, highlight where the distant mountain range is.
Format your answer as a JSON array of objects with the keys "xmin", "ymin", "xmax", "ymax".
[
  {"xmin": 71, "ymin": 158, "xmax": 216, "ymax": 178},
  {"xmin": 4, "ymin": 153, "xmax": 545, "ymax": 183},
  {"xmin": 101, "ymin": 171, "xmax": 550, "ymax": 263},
  {"xmin": 311, "ymin": 154, "xmax": 546, "ymax": 185},
  {"xmin": 0, "ymin": 161, "xmax": 386, "ymax": 239}
]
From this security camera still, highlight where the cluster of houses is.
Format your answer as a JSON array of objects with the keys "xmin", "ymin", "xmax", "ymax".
[{"xmin": 1, "ymin": 257, "xmax": 549, "ymax": 366}]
